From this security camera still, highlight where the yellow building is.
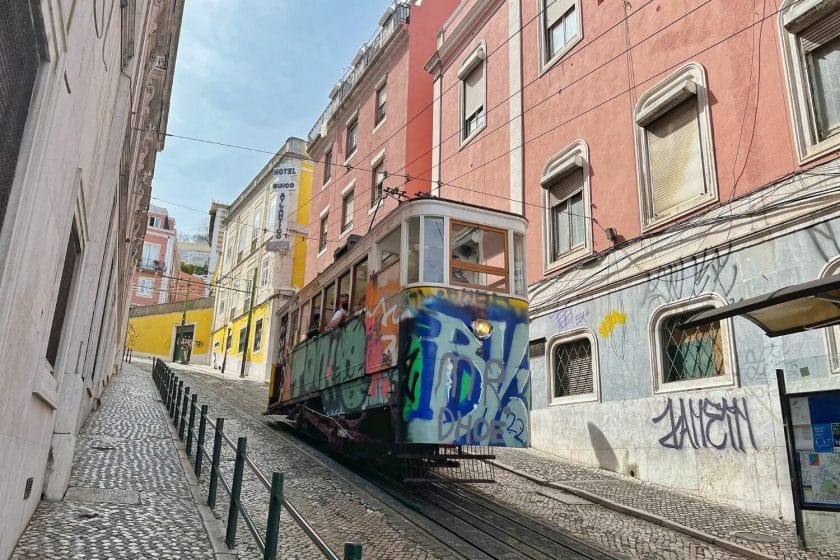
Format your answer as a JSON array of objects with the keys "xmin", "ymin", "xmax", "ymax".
[
  {"xmin": 127, "ymin": 298, "xmax": 214, "ymax": 364},
  {"xmin": 210, "ymin": 137, "xmax": 312, "ymax": 380}
]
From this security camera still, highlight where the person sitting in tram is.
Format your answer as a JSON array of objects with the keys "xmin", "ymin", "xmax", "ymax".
[
  {"xmin": 326, "ymin": 293, "xmax": 350, "ymax": 329},
  {"xmin": 451, "ymin": 255, "xmax": 470, "ymax": 283},
  {"xmin": 307, "ymin": 312, "xmax": 321, "ymax": 339}
]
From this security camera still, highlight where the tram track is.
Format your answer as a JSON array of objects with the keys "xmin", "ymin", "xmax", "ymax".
[{"xmin": 164, "ymin": 365, "xmax": 627, "ymax": 560}]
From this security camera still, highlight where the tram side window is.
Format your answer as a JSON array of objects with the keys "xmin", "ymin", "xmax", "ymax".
[
  {"xmin": 311, "ymin": 293, "xmax": 323, "ymax": 331},
  {"xmin": 323, "ymin": 281, "xmax": 337, "ymax": 326},
  {"xmin": 289, "ymin": 307, "xmax": 300, "ymax": 346},
  {"xmin": 423, "ymin": 217, "xmax": 444, "ymax": 283},
  {"xmin": 338, "ymin": 271, "xmax": 351, "ymax": 313},
  {"xmin": 450, "ymin": 221, "xmax": 509, "ymax": 292},
  {"xmin": 377, "ymin": 227, "xmax": 401, "ymax": 288},
  {"xmin": 407, "ymin": 217, "xmax": 420, "ymax": 284},
  {"xmin": 278, "ymin": 313, "xmax": 288, "ymax": 352},
  {"xmin": 353, "ymin": 259, "xmax": 368, "ymax": 312},
  {"xmin": 299, "ymin": 301, "xmax": 311, "ymax": 341},
  {"xmin": 513, "ymin": 232, "xmax": 527, "ymax": 297}
]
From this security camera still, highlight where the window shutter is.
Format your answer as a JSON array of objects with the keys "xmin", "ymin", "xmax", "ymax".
[
  {"xmin": 808, "ymin": 39, "xmax": 840, "ymax": 137},
  {"xmin": 464, "ymin": 63, "xmax": 484, "ymax": 118},
  {"xmin": 546, "ymin": 0, "xmax": 575, "ymax": 29},
  {"xmin": 646, "ymin": 97, "xmax": 706, "ymax": 217},
  {"xmin": 547, "ymin": 168, "xmax": 582, "ymax": 207},
  {"xmin": 800, "ymin": 11, "xmax": 840, "ymax": 52}
]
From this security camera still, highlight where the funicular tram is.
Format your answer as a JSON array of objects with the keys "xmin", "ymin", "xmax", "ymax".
[{"xmin": 266, "ymin": 198, "xmax": 530, "ymax": 481}]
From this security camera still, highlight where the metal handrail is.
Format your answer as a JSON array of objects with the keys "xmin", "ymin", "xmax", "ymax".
[{"xmin": 151, "ymin": 358, "xmax": 359, "ymax": 560}]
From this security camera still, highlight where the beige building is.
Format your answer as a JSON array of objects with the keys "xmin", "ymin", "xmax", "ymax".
[
  {"xmin": 210, "ymin": 138, "xmax": 312, "ymax": 381},
  {"xmin": 0, "ymin": 1, "xmax": 183, "ymax": 557}
]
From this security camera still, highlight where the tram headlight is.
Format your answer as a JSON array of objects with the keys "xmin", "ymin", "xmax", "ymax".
[{"xmin": 471, "ymin": 318, "xmax": 493, "ymax": 340}]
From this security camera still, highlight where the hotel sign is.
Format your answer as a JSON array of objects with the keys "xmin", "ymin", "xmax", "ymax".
[{"xmin": 267, "ymin": 162, "xmax": 300, "ymax": 252}]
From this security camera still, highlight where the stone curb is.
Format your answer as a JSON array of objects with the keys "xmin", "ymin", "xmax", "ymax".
[
  {"xmin": 489, "ymin": 459, "xmax": 777, "ymax": 560},
  {"xmin": 154, "ymin": 385, "xmax": 238, "ymax": 559}
]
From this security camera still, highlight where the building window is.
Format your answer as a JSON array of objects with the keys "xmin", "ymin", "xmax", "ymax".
[
  {"xmin": 634, "ymin": 62, "xmax": 717, "ymax": 229},
  {"xmin": 375, "ymin": 81, "xmax": 387, "ymax": 125},
  {"xmin": 141, "ymin": 242, "xmax": 161, "ymax": 269},
  {"xmin": 541, "ymin": 140, "xmax": 591, "ymax": 271},
  {"xmin": 237, "ymin": 227, "xmax": 246, "ymax": 262},
  {"xmin": 267, "ymin": 194, "xmax": 277, "ymax": 231},
  {"xmin": 780, "ymin": 3, "xmax": 840, "ymax": 161},
  {"xmin": 47, "ymin": 226, "xmax": 82, "ymax": 368},
  {"xmin": 218, "ymin": 294, "xmax": 226, "ymax": 316},
  {"xmin": 149, "ymin": 216, "xmax": 161, "ymax": 228},
  {"xmin": 651, "ymin": 296, "xmax": 736, "ymax": 392},
  {"xmin": 230, "ymin": 291, "xmax": 238, "ymax": 320},
  {"xmin": 541, "ymin": 0, "xmax": 581, "ymax": 67},
  {"xmin": 251, "ymin": 205, "xmax": 262, "ymax": 251},
  {"xmin": 324, "ymin": 148, "xmax": 333, "ymax": 183},
  {"xmin": 319, "ymin": 214, "xmax": 328, "ymax": 251},
  {"xmin": 459, "ymin": 44, "xmax": 486, "ymax": 144},
  {"xmin": 225, "ymin": 228, "xmax": 235, "ymax": 262},
  {"xmin": 226, "ymin": 329, "xmax": 233, "ymax": 352},
  {"xmin": 137, "ymin": 278, "xmax": 154, "ymax": 298},
  {"xmin": 371, "ymin": 161, "xmax": 385, "ymax": 207},
  {"xmin": 346, "ymin": 117, "xmax": 358, "ymax": 157},
  {"xmin": 244, "ymin": 273, "xmax": 254, "ymax": 311},
  {"xmin": 341, "ymin": 190, "xmax": 354, "ymax": 232},
  {"xmin": 238, "ymin": 326, "xmax": 247, "ymax": 353},
  {"xmin": 551, "ymin": 337, "xmax": 593, "ymax": 398},
  {"xmin": 253, "ymin": 319, "xmax": 263, "ymax": 352},
  {"xmin": 260, "ymin": 257, "xmax": 270, "ymax": 287}
]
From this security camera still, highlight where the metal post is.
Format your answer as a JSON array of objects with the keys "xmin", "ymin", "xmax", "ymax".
[
  {"xmin": 776, "ymin": 369, "xmax": 806, "ymax": 548},
  {"xmin": 207, "ymin": 418, "xmax": 224, "ymax": 509},
  {"xmin": 179, "ymin": 388, "xmax": 190, "ymax": 440},
  {"xmin": 186, "ymin": 393, "xmax": 198, "ymax": 456},
  {"xmin": 343, "ymin": 543, "xmax": 363, "ymax": 560},
  {"xmin": 240, "ymin": 268, "xmax": 258, "ymax": 378},
  {"xmin": 165, "ymin": 371, "xmax": 173, "ymax": 409},
  {"xmin": 222, "ymin": 326, "xmax": 231, "ymax": 374},
  {"xmin": 173, "ymin": 379, "xmax": 182, "ymax": 420},
  {"xmin": 195, "ymin": 405, "xmax": 208, "ymax": 477},
  {"xmin": 225, "ymin": 437, "xmax": 247, "ymax": 548},
  {"xmin": 263, "ymin": 472, "xmax": 284, "ymax": 560}
]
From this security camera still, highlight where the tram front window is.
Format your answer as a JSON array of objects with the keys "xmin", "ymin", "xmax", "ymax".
[
  {"xmin": 450, "ymin": 221, "xmax": 508, "ymax": 292},
  {"xmin": 423, "ymin": 217, "xmax": 444, "ymax": 283},
  {"xmin": 377, "ymin": 227, "xmax": 401, "ymax": 288}
]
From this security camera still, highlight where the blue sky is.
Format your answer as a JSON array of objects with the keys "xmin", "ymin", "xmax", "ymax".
[{"xmin": 153, "ymin": 1, "xmax": 392, "ymax": 236}]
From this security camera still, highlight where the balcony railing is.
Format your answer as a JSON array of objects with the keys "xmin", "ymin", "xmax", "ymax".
[
  {"xmin": 308, "ymin": 3, "xmax": 409, "ymax": 142},
  {"xmin": 139, "ymin": 259, "xmax": 164, "ymax": 272}
]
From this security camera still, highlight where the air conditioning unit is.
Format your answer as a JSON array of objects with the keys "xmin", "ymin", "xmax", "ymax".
[{"xmin": 154, "ymin": 55, "xmax": 167, "ymax": 69}]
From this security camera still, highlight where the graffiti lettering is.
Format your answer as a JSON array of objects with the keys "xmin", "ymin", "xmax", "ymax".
[
  {"xmin": 651, "ymin": 396, "xmax": 758, "ymax": 452},
  {"xmin": 551, "ymin": 307, "xmax": 589, "ymax": 331},
  {"xmin": 645, "ymin": 245, "xmax": 737, "ymax": 306}
]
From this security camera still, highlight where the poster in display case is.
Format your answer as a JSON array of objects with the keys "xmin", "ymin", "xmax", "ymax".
[{"xmin": 789, "ymin": 390, "xmax": 840, "ymax": 509}]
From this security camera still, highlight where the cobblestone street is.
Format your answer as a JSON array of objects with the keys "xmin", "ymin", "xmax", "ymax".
[
  {"xmin": 11, "ymin": 363, "xmax": 217, "ymax": 560},
  {"xmin": 158, "ymin": 359, "xmax": 808, "ymax": 560}
]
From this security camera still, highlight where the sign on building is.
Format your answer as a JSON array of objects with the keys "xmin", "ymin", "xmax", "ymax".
[{"xmin": 267, "ymin": 161, "xmax": 300, "ymax": 252}]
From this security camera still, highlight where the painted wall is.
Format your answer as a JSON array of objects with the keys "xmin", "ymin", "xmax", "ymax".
[
  {"xmin": 128, "ymin": 301, "xmax": 214, "ymax": 365},
  {"xmin": 210, "ymin": 302, "xmax": 271, "ymax": 380},
  {"xmin": 528, "ymin": 219, "xmax": 840, "ymax": 519}
]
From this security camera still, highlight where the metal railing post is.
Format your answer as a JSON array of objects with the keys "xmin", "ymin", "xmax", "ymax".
[
  {"xmin": 195, "ymin": 405, "xmax": 208, "ymax": 477},
  {"xmin": 344, "ymin": 543, "xmax": 363, "ymax": 560},
  {"xmin": 186, "ymin": 393, "xmax": 198, "ymax": 456},
  {"xmin": 172, "ymin": 379, "xmax": 182, "ymax": 420},
  {"xmin": 263, "ymin": 472, "xmax": 284, "ymax": 560},
  {"xmin": 225, "ymin": 437, "xmax": 248, "ymax": 549},
  {"xmin": 207, "ymin": 418, "xmax": 224, "ymax": 509},
  {"xmin": 179, "ymin": 388, "xmax": 190, "ymax": 440}
]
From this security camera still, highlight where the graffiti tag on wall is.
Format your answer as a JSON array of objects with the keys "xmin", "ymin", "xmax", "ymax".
[{"xmin": 651, "ymin": 396, "xmax": 758, "ymax": 452}]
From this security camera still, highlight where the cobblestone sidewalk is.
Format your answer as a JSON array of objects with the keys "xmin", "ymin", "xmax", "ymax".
[
  {"xmin": 492, "ymin": 447, "xmax": 840, "ymax": 560},
  {"xmin": 11, "ymin": 363, "xmax": 219, "ymax": 560}
]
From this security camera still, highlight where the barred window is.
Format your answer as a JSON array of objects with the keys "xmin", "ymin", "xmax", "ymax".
[
  {"xmin": 552, "ymin": 338, "xmax": 594, "ymax": 398},
  {"xmin": 661, "ymin": 309, "xmax": 725, "ymax": 383}
]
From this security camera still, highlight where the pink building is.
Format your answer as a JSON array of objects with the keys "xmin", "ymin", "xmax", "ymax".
[
  {"xmin": 130, "ymin": 205, "xmax": 178, "ymax": 306},
  {"xmin": 427, "ymin": 0, "xmax": 840, "ymax": 535},
  {"xmin": 304, "ymin": 0, "xmax": 458, "ymax": 283}
]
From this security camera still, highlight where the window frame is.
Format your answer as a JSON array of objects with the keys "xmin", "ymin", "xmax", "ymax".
[
  {"xmin": 541, "ymin": 140, "xmax": 592, "ymax": 273},
  {"xmin": 260, "ymin": 257, "xmax": 270, "ymax": 287},
  {"xmin": 779, "ymin": 0, "xmax": 840, "ymax": 162},
  {"xmin": 821, "ymin": 257, "xmax": 840, "ymax": 374},
  {"xmin": 345, "ymin": 115, "xmax": 358, "ymax": 160},
  {"xmin": 371, "ymin": 157, "xmax": 385, "ymax": 208},
  {"xmin": 634, "ymin": 62, "xmax": 718, "ymax": 230},
  {"xmin": 458, "ymin": 43, "xmax": 487, "ymax": 147},
  {"xmin": 253, "ymin": 318, "xmax": 263, "ymax": 353},
  {"xmin": 318, "ymin": 211, "xmax": 329, "ymax": 254},
  {"xmin": 449, "ymin": 219, "xmax": 509, "ymax": 293},
  {"xmin": 537, "ymin": 0, "xmax": 583, "ymax": 75},
  {"xmin": 324, "ymin": 147, "xmax": 333, "ymax": 185},
  {"xmin": 137, "ymin": 277, "xmax": 154, "ymax": 298},
  {"xmin": 341, "ymin": 181, "xmax": 355, "ymax": 234},
  {"xmin": 374, "ymin": 79, "xmax": 387, "ymax": 127},
  {"xmin": 238, "ymin": 326, "xmax": 247, "ymax": 354},
  {"xmin": 149, "ymin": 216, "xmax": 161, "ymax": 228},
  {"xmin": 649, "ymin": 294, "xmax": 737, "ymax": 394},
  {"xmin": 546, "ymin": 327, "xmax": 600, "ymax": 406}
]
